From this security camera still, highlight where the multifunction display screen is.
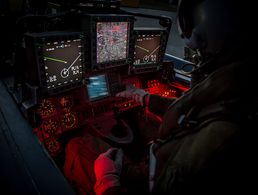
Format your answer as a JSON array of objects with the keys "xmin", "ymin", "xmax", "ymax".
[
  {"xmin": 43, "ymin": 38, "xmax": 83, "ymax": 89},
  {"xmin": 96, "ymin": 22, "xmax": 129, "ymax": 64},
  {"xmin": 86, "ymin": 74, "xmax": 109, "ymax": 101},
  {"xmin": 134, "ymin": 34, "xmax": 161, "ymax": 66}
]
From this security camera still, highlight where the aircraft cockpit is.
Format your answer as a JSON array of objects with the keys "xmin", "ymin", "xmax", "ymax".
[{"xmin": 0, "ymin": 1, "xmax": 192, "ymax": 194}]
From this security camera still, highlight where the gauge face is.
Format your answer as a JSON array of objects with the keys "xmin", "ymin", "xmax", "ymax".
[
  {"xmin": 43, "ymin": 38, "xmax": 83, "ymax": 89},
  {"xmin": 45, "ymin": 138, "xmax": 61, "ymax": 156},
  {"xmin": 38, "ymin": 99, "xmax": 56, "ymax": 117},
  {"xmin": 43, "ymin": 118, "xmax": 61, "ymax": 137},
  {"xmin": 134, "ymin": 34, "xmax": 161, "ymax": 66},
  {"xmin": 61, "ymin": 112, "xmax": 77, "ymax": 129}
]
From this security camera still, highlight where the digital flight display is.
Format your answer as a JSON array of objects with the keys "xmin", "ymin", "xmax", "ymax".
[
  {"xmin": 96, "ymin": 22, "xmax": 129, "ymax": 64},
  {"xmin": 86, "ymin": 74, "xmax": 109, "ymax": 101},
  {"xmin": 43, "ymin": 38, "xmax": 83, "ymax": 89},
  {"xmin": 134, "ymin": 34, "xmax": 161, "ymax": 66}
]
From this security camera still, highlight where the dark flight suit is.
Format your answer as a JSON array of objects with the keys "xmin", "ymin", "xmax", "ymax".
[{"xmin": 64, "ymin": 56, "xmax": 257, "ymax": 195}]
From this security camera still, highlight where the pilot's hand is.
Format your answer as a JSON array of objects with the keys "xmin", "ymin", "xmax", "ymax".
[
  {"xmin": 94, "ymin": 148, "xmax": 123, "ymax": 195},
  {"xmin": 116, "ymin": 87, "xmax": 150, "ymax": 107}
]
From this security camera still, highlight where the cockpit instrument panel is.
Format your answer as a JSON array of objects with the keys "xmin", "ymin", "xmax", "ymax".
[{"xmin": 24, "ymin": 32, "xmax": 85, "ymax": 95}]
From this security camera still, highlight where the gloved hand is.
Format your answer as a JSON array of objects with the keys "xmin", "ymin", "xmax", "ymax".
[
  {"xmin": 116, "ymin": 87, "xmax": 150, "ymax": 107},
  {"xmin": 94, "ymin": 148, "xmax": 123, "ymax": 195}
]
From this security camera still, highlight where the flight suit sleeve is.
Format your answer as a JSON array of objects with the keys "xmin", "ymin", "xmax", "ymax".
[
  {"xmin": 148, "ymin": 94, "xmax": 176, "ymax": 118},
  {"xmin": 153, "ymin": 121, "xmax": 241, "ymax": 194}
]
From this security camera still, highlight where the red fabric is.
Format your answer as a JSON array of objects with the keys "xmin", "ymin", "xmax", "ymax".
[
  {"xmin": 63, "ymin": 133, "xmax": 110, "ymax": 195},
  {"xmin": 94, "ymin": 148, "xmax": 123, "ymax": 195}
]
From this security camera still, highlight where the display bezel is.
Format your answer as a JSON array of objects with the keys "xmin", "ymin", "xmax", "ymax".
[
  {"xmin": 27, "ymin": 32, "xmax": 86, "ymax": 95},
  {"xmin": 132, "ymin": 28, "xmax": 168, "ymax": 73}
]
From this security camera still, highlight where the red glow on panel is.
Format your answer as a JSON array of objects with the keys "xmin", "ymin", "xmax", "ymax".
[{"xmin": 170, "ymin": 81, "xmax": 189, "ymax": 92}]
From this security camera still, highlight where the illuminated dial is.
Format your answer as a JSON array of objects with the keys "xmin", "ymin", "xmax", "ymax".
[
  {"xmin": 43, "ymin": 118, "xmax": 60, "ymax": 136},
  {"xmin": 45, "ymin": 138, "xmax": 61, "ymax": 156},
  {"xmin": 38, "ymin": 99, "xmax": 56, "ymax": 116},
  {"xmin": 59, "ymin": 96, "xmax": 73, "ymax": 111},
  {"xmin": 43, "ymin": 38, "xmax": 83, "ymax": 89},
  {"xmin": 61, "ymin": 112, "xmax": 77, "ymax": 129},
  {"xmin": 134, "ymin": 34, "xmax": 161, "ymax": 66}
]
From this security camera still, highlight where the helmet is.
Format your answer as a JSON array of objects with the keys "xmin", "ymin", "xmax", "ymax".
[{"xmin": 177, "ymin": 0, "xmax": 253, "ymax": 60}]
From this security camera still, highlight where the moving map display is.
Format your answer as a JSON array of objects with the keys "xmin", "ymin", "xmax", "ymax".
[
  {"xmin": 43, "ymin": 38, "xmax": 83, "ymax": 89},
  {"xmin": 96, "ymin": 22, "xmax": 129, "ymax": 64},
  {"xmin": 134, "ymin": 34, "xmax": 161, "ymax": 66}
]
